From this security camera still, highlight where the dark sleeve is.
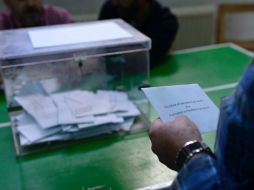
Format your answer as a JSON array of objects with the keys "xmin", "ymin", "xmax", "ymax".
[
  {"xmin": 150, "ymin": 9, "xmax": 179, "ymax": 68},
  {"xmin": 171, "ymin": 154, "xmax": 239, "ymax": 190},
  {"xmin": 0, "ymin": 15, "xmax": 4, "ymax": 30},
  {"xmin": 98, "ymin": 1, "xmax": 116, "ymax": 20}
]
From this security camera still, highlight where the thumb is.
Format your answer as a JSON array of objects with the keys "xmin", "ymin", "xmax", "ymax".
[{"xmin": 150, "ymin": 117, "xmax": 163, "ymax": 131}]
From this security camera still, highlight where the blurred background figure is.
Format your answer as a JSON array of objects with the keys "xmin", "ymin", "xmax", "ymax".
[
  {"xmin": 0, "ymin": 0, "xmax": 75, "ymax": 30},
  {"xmin": 99, "ymin": 0, "xmax": 179, "ymax": 68},
  {"xmin": 0, "ymin": 0, "xmax": 75, "ymax": 90}
]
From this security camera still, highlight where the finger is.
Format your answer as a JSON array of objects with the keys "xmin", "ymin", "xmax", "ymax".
[
  {"xmin": 149, "ymin": 118, "xmax": 164, "ymax": 139},
  {"xmin": 174, "ymin": 115, "xmax": 188, "ymax": 121},
  {"xmin": 151, "ymin": 117, "xmax": 163, "ymax": 128},
  {"xmin": 151, "ymin": 144, "xmax": 157, "ymax": 154}
]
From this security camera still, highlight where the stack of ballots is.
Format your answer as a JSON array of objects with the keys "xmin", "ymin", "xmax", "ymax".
[{"xmin": 14, "ymin": 88, "xmax": 140, "ymax": 146}]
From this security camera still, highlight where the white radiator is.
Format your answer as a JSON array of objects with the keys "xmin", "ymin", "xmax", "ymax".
[{"xmin": 172, "ymin": 5, "xmax": 216, "ymax": 50}]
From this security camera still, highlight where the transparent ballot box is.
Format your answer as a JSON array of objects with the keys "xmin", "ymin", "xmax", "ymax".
[{"xmin": 0, "ymin": 19, "xmax": 151, "ymax": 156}]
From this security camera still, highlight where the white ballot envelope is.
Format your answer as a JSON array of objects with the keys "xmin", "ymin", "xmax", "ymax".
[
  {"xmin": 142, "ymin": 84, "xmax": 220, "ymax": 133},
  {"xmin": 15, "ymin": 94, "xmax": 58, "ymax": 129}
]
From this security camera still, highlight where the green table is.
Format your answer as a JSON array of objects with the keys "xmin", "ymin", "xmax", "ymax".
[{"xmin": 0, "ymin": 43, "xmax": 252, "ymax": 190}]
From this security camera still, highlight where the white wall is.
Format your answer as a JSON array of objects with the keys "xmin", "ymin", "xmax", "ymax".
[
  {"xmin": 1, "ymin": 0, "xmax": 254, "ymax": 15},
  {"xmin": 160, "ymin": 0, "xmax": 254, "ymax": 7}
]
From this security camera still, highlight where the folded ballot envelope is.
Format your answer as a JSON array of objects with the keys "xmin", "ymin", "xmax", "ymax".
[{"xmin": 142, "ymin": 84, "xmax": 220, "ymax": 133}]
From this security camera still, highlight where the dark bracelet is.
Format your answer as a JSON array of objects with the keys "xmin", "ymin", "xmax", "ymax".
[{"xmin": 175, "ymin": 140, "xmax": 215, "ymax": 171}]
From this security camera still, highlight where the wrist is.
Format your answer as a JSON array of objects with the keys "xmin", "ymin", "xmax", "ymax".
[{"xmin": 175, "ymin": 140, "xmax": 215, "ymax": 171}]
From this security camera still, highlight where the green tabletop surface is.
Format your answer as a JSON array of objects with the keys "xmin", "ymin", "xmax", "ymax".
[
  {"xmin": 0, "ymin": 92, "xmax": 9, "ymax": 123},
  {"xmin": 0, "ymin": 43, "xmax": 253, "ymax": 190}
]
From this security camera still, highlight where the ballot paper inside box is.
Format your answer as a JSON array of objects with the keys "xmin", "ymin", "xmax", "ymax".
[{"xmin": 0, "ymin": 19, "xmax": 151, "ymax": 156}]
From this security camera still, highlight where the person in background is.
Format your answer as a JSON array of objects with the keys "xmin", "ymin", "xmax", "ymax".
[
  {"xmin": 0, "ymin": 0, "xmax": 74, "ymax": 30},
  {"xmin": 0, "ymin": 0, "xmax": 75, "ymax": 91},
  {"xmin": 99, "ymin": 0, "xmax": 179, "ymax": 68},
  {"xmin": 149, "ymin": 62, "xmax": 254, "ymax": 189}
]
